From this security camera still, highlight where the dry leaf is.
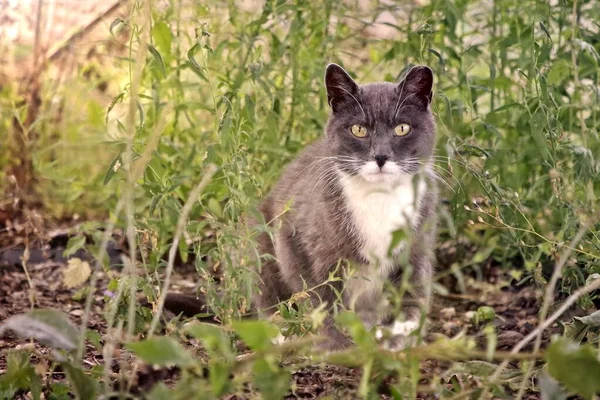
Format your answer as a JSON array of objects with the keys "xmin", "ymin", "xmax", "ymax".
[{"xmin": 63, "ymin": 258, "xmax": 91, "ymax": 289}]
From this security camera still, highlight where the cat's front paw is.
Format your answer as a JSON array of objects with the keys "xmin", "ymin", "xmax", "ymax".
[
  {"xmin": 316, "ymin": 325, "xmax": 353, "ymax": 352},
  {"xmin": 375, "ymin": 320, "xmax": 419, "ymax": 351},
  {"xmin": 317, "ymin": 335, "xmax": 352, "ymax": 352}
]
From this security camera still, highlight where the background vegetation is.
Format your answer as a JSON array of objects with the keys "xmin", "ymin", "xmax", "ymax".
[{"xmin": 1, "ymin": 0, "xmax": 599, "ymax": 398}]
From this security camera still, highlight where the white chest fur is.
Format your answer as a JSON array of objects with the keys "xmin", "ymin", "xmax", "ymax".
[
  {"xmin": 340, "ymin": 172, "xmax": 425, "ymax": 265},
  {"xmin": 338, "ymin": 170, "xmax": 425, "ymax": 319}
]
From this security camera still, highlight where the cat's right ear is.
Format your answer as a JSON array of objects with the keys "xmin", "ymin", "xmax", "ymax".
[
  {"xmin": 398, "ymin": 65, "xmax": 434, "ymax": 107},
  {"xmin": 325, "ymin": 64, "xmax": 359, "ymax": 112}
]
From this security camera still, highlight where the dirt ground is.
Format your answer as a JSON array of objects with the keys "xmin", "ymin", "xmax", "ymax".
[{"xmin": 0, "ymin": 221, "xmax": 560, "ymax": 399}]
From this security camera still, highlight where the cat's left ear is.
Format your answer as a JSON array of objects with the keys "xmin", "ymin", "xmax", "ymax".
[{"xmin": 398, "ymin": 66, "xmax": 434, "ymax": 106}]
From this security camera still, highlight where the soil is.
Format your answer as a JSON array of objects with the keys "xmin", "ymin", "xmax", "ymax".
[{"xmin": 0, "ymin": 222, "xmax": 564, "ymax": 399}]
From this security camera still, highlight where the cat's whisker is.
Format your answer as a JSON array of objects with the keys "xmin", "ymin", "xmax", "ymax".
[
  {"xmin": 428, "ymin": 162, "xmax": 457, "ymax": 179},
  {"xmin": 327, "ymin": 157, "xmax": 363, "ymax": 166},
  {"xmin": 311, "ymin": 164, "xmax": 343, "ymax": 194},
  {"xmin": 332, "ymin": 155, "xmax": 362, "ymax": 161},
  {"xmin": 428, "ymin": 155, "xmax": 465, "ymax": 164},
  {"xmin": 428, "ymin": 159, "xmax": 471, "ymax": 183},
  {"xmin": 424, "ymin": 162, "xmax": 461, "ymax": 192},
  {"xmin": 397, "ymin": 159, "xmax": 458, "ymax": 193},
  {"xmin": 426, "ymin": 168, "xmax": 455, "ymax": 192},
  {"xmin": 427, "ymin": 155, "xmax": 470, "ymax": 169},
  {"xmin": 297, "ymin": 156, "xmax": 362, "ymax": 181},
  {"xmin": 316, "ymin": 160, "xmax": 364, "ymax": 190},
  {"xmin": 312, "ymin": 170, "xmax": 339, "ymax": 194},
  {"xmin": 296, "ymin": 157, "xmax": 337, "ymax": 177}
]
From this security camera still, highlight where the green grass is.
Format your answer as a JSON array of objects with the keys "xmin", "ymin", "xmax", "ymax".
[{"xmin": 1, "ymin": 0, "xmax": 600, "ymax": 398}]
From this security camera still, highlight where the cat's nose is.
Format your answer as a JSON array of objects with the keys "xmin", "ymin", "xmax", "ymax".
[{"xmin": 374, "ymin": 155, "xmax": 389, "ymax": 168}]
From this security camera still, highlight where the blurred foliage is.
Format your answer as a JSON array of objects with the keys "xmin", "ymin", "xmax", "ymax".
[{"xmin": 1, "ymin": 0, "xmax": 600, "ymax": 398}]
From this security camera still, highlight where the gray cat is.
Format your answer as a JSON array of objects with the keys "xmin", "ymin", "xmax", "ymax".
[{"xmin": 166, "ymin": 64, "xmax": 438, "ymax": 351}]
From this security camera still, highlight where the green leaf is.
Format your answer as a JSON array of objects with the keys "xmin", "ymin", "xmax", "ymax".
[
  {"xmin": 63, "ymin": 235, "xmax": 86, "ymax": 258},
  {"xmin": 49, "ymin": 382, "xmax": 71, "ymax": 400},
  {"xmin": 563, "ymin": 319, "xmax": 589, "ymax": 342},
  {"xmin": 546, "ymin": 338, "xmax": 600, "ymax": 399},
  {"xmin": 126, "ymin": 336, "xmax": 195, "ymax": 367},
  {"xmin": 208, "ymin": 360, "xmax": 231, "ymax": 396},
  {"xmin": 574, "ymin": 310, "xmax": 600, "ymax": 327},
  {"xmin": 85, "ymin": 330, "xmax": 103, "ymax": 351},
  {"xmin": 472, "ymin": 246, "xmax": 495, "ymax": 264},
  {"xmin": 475, "ymin": 306, "xmax": 495, "ymax": 324},
  {"xmin": 61, "ymin": 362, "xmax": 97, "ymax": 400},
  {"xmin": 0, "ymin": 309, "xmax": 80, "ymax": 350},
  {"xmin": 489, "ymin": 102, "xmax": 526, "ymax": 113},
  {"xmin": 72, "ymin": 286, "xmax": 89, "ymax": 302},
  {"xmin": 529, "ymin": 108, "xmax": 549, "ymax": 161},
  {"xmin": 449, "ymin": 360, "xmax": 496, "ymax": 376},
  {"xmin": 109, "ymin": 18, "xmax": 124, "ymax": 35},
  {"xmin": 187, "ymin": 43, "xmax": 207, "ymax": 80},
  {"xmin": 231, "ymin": 320, "xmax": 279, "ymax": 351},
  {"xmin": 0, "ymin": 351, "xmax": 42, "ymax": 400},
  {"xmin": 564, "ymin": 310, "xmax": 600, "ymax": 344},
  {"xmin": 336, "ymin": 311, "xmax": 373, "ymax": 348},
  {"xmin": 547, "ymin": 59, "xmax": 570, "ymax": 85},
  {"xmin": 152, "ymin": 21, "xmax": 172, "ymax": 59},
  {"xmin": 148, "ymin": 45, "xmax": 167, "ymax": 77},
  {"xmin": 103, "ymin": 151, "xmax": 123, "ymax": 185},
  {"xmin": 184, "ymin": 323, "xmax": 231, "ymax": 356},
  {"xmin": 387, "ymin": 228, "xmax": 408, "ymax": 257},
  {"xmin": 207, "ymin": 198, "xmax": 223, "ymax": 218},
  {"xmin": 253, "ymin": 358, "xmax": 290, "ymax": 400},
  {"xmin": 106, "ymin": 92, "xmax": 125, "ymax": 123},
  {"xmin": 146, "ymin": 382, "xmax": 171, "ymax": 400},
  {"xmin": 539, "ymin": 22, "xmax": 552, "ymax": 40},
  {"xmin": 427, "ymin": 48, "xmax": 445, "ymax": 68}
]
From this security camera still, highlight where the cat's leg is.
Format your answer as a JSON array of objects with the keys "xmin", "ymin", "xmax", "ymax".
[
  {"xmin": 269, "ymin": 224, "xmax": 353, "ymax": 351},
  {"xmin": 378, "ymin": 231, "xmax": 434, "ymax": 350},
  {"xmin": 254, "ymin": 261, "xmax": 294, "ymax": 346},
  {"xmin": 378, "ymin": 199, "xmax": 437, "ymax": 350},
  {"xmin": 300, "ymin": 260, "xmax": 354, "ymax": 351},
  {"xmin": 259, "ymin": 272, "xmax": 350, "ymax": 350},
  {"xmin": 256, "ymin": 231, "xmax": 349, "ymax": 349},
  {"xmin": 309, "ymin": 282, "xmax": 354, "ymax": 351},
  {"xmin": 252, "ymin": 226, "xmax": 295, "ymax": 345}
]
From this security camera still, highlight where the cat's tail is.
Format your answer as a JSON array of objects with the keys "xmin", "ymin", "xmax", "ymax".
[
  {"xmin": 163, "ymin": 293, "xmax": 216, "ymax": 320},
  {"xmin": 163, "ymin": 293, "xmax": 256, "ymax": 321}
]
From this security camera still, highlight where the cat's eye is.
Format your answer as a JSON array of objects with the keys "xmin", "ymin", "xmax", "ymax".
[
  {"xmin": 350, "ymin": 124, "xmax": 368, "ymax": 138},
  {"xmin": 394, "ymin": 123, "xmax": 411, "ymax": 136}
]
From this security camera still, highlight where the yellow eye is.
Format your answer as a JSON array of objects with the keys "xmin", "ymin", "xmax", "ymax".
[
  {"xmin": 351, "ymin": 124, "xmax": 368, "ymax": 138},
  {"xmin": 394, "ymin": 123, "xmax": 411, "ymax": 136}
]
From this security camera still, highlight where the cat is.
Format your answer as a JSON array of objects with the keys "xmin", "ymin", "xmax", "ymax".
[{"xmin": 165, "ymin": 64, "xmax": 438, "ymax": 351}]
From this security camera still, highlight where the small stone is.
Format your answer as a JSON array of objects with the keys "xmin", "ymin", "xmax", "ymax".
[
  {"xmin": 442, "ymin": 321, "xmax": 461, "ymax": 335},
  {"xmin": 69, "ymin": 309, "xmax": 84, "ymax": 317},
  {"xmin": 439, "ymin": 307, "xmax": 456, "ymax": 320},
  {"xmin": 497, "ymin": 331, "xmax": 525, "ymax": 349},
  {"xmin": 464, "ymin": 310, "xmax": 476, "ymax": 321}
]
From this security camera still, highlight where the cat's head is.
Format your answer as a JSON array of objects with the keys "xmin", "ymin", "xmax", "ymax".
[{"xmin": 324, "ymin": 64, "xmax": 436, "ymax": 184}]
